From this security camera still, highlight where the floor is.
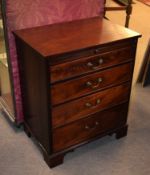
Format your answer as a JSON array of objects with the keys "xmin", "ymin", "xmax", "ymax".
[
  {"xmin": 0, "ymin": 1, "xmax": 150, "ymax": 175},
  {"xmin": 0, "ymin": 84, "xmax": 150, "ymax": 175}
]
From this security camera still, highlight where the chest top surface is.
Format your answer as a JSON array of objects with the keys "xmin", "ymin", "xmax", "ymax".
[{"xmin": 14, "ymin": 17, "xmax": 141, "ymax": 57}]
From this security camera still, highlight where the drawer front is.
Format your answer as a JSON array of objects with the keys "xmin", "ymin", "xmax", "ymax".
[
  {"xmin": 50, "ymin": 46, "xmax": 134, "ymax": 83},
  {"xmin": 52, "ymin": 83, "xmax": 130, "ymax": 128},
  {"xmin": 51, "ymin": 63, "xmax": 133, "ymax": 105},
  {"xmin": 53, "ymin": 103, "xmax": 128, "ymax": 152}
]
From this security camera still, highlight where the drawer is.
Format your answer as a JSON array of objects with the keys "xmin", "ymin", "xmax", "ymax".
[
  {"xmin": 50, "ymin": 46, "xmax": 134, "ymax": 83},
  {"xmin": 53, "ymin": 103, "xmax": 128, "ymax": 152},
  {"xmin": 51, "ymin": 63, "xmax": 133, "ymax": 105},
  {"xmin": 52, "ymin": 83, "xmax": 130, "ymax": 128}
]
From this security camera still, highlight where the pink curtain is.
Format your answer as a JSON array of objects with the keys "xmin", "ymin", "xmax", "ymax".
[{"xmin": 5, "ymin": 0, "xmax": 104, "ymax": 123}]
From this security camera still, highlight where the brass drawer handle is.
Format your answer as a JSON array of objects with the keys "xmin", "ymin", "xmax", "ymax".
[
  {"xmin": 85, "ymin": 121, "xmax": 99, "ymax": 130},
  {"xmin": 86, "ymin": 77, "xmax": 103, "ymax": 89},
  {"xmin": 87, "ymin": 58, "xmax": 104, "ymax": 70},
  {"xmin": 94, "ymin": 48, "xmax": 101, "ymax": 54},
  {"xmin": 85, "ymin": 99, "xmax": 101, "ymax": 108}
]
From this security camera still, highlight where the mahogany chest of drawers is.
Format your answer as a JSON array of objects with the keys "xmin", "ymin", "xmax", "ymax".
[{"xmin": 14, "ymin": 17, "xmax": 141, "ymax": 168}]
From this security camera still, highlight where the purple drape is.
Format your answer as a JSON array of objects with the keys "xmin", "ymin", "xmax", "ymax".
[{"xmin": 5, "ymin": 0, "xmax": 104, "ymax": 123}]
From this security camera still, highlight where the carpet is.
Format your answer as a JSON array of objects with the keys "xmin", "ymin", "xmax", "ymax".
[
  {"xmin": 1, "ymin": 85, "xmax": 150, "ymax": 175},
  {"xmin": 137, "ymin": 0, "xmax": 150, "ymax": 6}
]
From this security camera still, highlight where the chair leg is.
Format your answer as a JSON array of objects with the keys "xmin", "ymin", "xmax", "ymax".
[{"xmin": 125, "ymin": 1, "xmax": 132, "ymax": 27}]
